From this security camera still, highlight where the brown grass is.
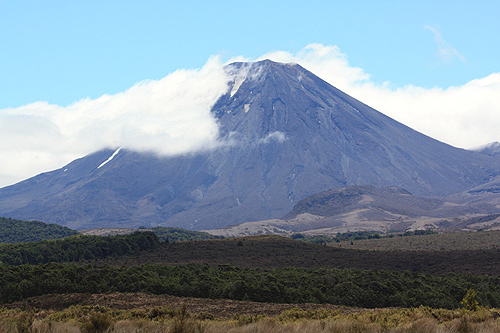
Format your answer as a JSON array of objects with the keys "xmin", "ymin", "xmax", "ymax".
[
  {"xmin": 2, "ymin": 297, "xmax": 500, "ymax": 333},
  {"xmin": 4, "ymin": 292, "xmax": 346, "ymax": 317}
]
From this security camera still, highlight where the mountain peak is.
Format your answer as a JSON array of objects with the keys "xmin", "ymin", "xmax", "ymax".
[
  {"xmin": 226, "ymin": 59, "xmax": 298, "ymax": 74},
  {"xmin": 214, "ymin": 59, "xmax": 354, "ymax": 141},
  {"xmin": 223, "ymin": 59, "xmax": 302, "ymax": 97}
]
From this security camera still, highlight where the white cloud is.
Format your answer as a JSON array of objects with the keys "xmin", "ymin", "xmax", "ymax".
[
  {"xmin": 259, "ymin": 43, "xmax": 500, "ymax": 150},
  {"xmin": 425, "ymin": 26, "xmax": 465, "ymax": 63},
  {"xmin": 1, "ymin": 44, "xmax": 499, "ymax": 187},
  {"xmin": 258, "ymin": 131, "xmax": 287, "ymax": 144},
  {"xmin": 0, "ymin": 56, "xmax": 230, "ymax": 187},
  {"xmin": 259, "ymin": 44, "xmax": 371, "ymax": 89}
]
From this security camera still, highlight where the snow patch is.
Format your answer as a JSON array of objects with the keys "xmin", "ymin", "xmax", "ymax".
[
  {"xmin": 97, "ymin": 148, "xmax": 122, "ymax": 169},
  {"xmin": 226, "ymin": 62, "xmax": 264, "ymax": 98},
  {"xmin": 230, "ymin": 77, "xmax": 245, "ymax": 97}
]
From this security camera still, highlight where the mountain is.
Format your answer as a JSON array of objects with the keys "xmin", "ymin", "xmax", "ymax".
[{"xmin": 0, "ymin": 60, "xmax": 499, "ymax": 230}]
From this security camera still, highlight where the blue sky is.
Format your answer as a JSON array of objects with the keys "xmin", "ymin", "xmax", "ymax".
[
  {"xmin": 1, "ymin": 1, "xmax": 498, "ymax": 108},
  {"xmin": 0, "ymin": 1, "xmax": 499, "ymax": 187}
]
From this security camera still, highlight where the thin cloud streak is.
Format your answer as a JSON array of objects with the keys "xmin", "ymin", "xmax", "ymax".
[{"xmin": 425, "ymin": 25, "xmax": 466, "ymax": 63}]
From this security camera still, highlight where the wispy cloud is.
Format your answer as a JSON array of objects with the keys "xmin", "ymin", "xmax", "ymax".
[{"xmin": 425, "ymin": 25, "xmax": 465, "ymax": 63}]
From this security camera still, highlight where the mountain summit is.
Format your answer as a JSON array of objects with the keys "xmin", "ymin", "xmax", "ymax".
[{"xmin": 0, "ymin": 60, "xmax": 498, "ymax": 230}]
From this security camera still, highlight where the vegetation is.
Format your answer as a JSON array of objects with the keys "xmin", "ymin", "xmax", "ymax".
[
  {"xmin": 1, "ymin": 262, "xmax": 500, "ymax": 309},
  {"xmin": 291, "ymin": 230, "xmax": 436, "ymax": 244},
  {"xmin": 95, "ymin": 235, "xmax": 500, "ymax": 276},
  {"xmin": 292, "ymin": 230, "xmax": 437, "ymax": 245},
  {"xmin": 0, "ymin": 217, "xmax": 78, "ymax": 243},
  {"xmin": 3, "ymin": 232, "xmax": 500, "ymax": 274},
  {"xmin": 292, "ymin": 231, "xmax": 381, "ymax": 244},
  {"xmin": 3, "ymin": 230, "xmax": 500, "ymax": 330},
  {"xmin": 150, "ymin": 227, "xmax": 224, "ymax": 242},
  {"xmin": 330, "ymin": 229, "xmax": 500, "ymax": 251},
  {"xmin": 462, "ymin": 288, "xmax": 479, "ymax": 311},
  {"xmin": 2, "ymin": 298, "xmax": 500, "ymax": 332},
  {"xmin": 0, "ymin": 231, "xmax": 160, "ymax": 265}
]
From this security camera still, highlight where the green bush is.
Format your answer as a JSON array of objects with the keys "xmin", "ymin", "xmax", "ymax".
[{"xmin": 461, "ymin": 288, "xmax": 479, "ymax": 311}]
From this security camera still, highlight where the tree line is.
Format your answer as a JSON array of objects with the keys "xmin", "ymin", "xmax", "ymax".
[
  {"xmin": 291, "ymin": 230, "xmax": 437, "ymax": 244},
  {"xmin": 0, "ymin": 231, "xmax": 160, "ymax": 265},
  {"xmin": 0, "ymin": 217, "xmax": 78, "ymax": 243},
  {"xmin": 149, "ymin": 227, "xmax": 223, "ymax": 242}
]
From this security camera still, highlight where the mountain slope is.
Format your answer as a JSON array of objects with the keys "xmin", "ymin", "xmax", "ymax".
[{"xmin": 0, "ymin": 60, "xmax": 499, "ymax": 230}]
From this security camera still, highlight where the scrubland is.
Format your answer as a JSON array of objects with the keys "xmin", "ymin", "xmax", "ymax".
[
  {"xmin": 2, "ymin": 301, "xmax": 500, "ymax": 332},
  {"xmin": 4, "ymin": 231, "xmax": 500, "ymax": 332}
]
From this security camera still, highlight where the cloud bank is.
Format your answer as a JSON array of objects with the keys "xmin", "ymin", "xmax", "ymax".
[
  {"xmin": 0, "ymin": 57, "xmax": 229, "ymax": 187},
  {"xmin": 1, "ymin": 44, "xmax": 500, "ymax": 187}
]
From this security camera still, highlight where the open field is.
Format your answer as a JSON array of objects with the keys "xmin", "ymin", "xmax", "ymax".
[{"xmin": 330, "ymin": 230, "xmax": 500, "ymax": 251}]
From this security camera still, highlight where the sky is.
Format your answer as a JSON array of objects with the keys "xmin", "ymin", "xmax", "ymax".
[{"xmin": 0, "ymin": 1, "xmax": 499, "ymax": 187}]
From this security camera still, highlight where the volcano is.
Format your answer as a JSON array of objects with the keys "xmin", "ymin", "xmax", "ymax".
[{"xmin": 0, "ymin": 60, "xmax": 498, "ymax": 230}]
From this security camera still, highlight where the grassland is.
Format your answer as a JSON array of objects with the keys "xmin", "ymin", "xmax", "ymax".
[{"xmin": 330, "ymin": 230, "xmax": 500, "ymax": 251}]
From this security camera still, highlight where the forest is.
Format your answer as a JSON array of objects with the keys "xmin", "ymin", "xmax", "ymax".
[
  {"xmin": 0, "ymin": 231, "xmax": 160, "ymax": 265},
  {"xmin": 1, "ymin": 261, "xmax": 499, "ymax": 309}
]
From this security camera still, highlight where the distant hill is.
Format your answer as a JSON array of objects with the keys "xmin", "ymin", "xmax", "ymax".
[
  {"xmin": 0, "ymin": 216, "xmax": 78, "ymax": 243},
  {"xmin": 206, "ymin": 185, "xmax": 500, "ymax": 237},
  {"xmin": 283, "ymin": 185, "xmax": 443, "ymax": 219}
]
